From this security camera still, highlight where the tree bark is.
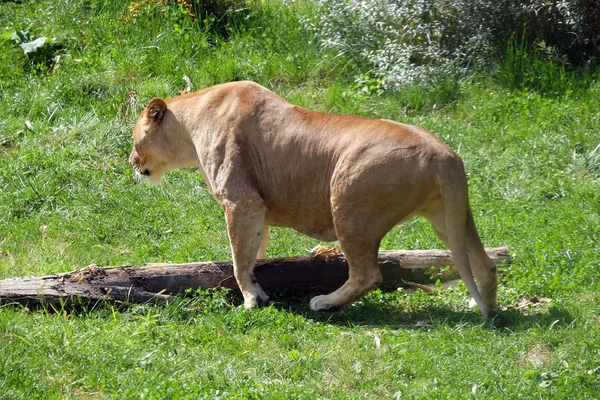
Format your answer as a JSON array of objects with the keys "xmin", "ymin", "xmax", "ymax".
[{"xmin": 0, "ymin": 247, "xmax": 510, "ymax": 307}]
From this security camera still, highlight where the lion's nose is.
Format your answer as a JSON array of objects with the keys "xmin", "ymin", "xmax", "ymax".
[{"xmin": 129, "ymin": 148, "xmax": 140, "ymax": 166}]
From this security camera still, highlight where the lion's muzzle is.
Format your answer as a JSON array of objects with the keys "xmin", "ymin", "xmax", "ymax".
[{"xmin": 129, "ymin": 148, "xmax": 149, "ymax": 177}]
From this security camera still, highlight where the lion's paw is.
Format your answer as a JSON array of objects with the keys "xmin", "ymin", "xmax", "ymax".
[
  {"xmin": 309, "ymin": 295, "xmax": 341, "ymax": 312},
  {"xmin": 468, "ymin": 297, "xmax": 478, "ymax": 309},
  {"xmin": 255, "ymin": 283, "xmax": 269, "ymax": 304},
  {"xmin": 243, "ymin": 284, "xmax": 269, "ymax": 310},
  {"xmin": 244, "ymin": 296, "xmax": 259, "ymax": 309}
]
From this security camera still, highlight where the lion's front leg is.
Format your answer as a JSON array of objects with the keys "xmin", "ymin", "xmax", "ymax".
[
  {"xmin": 256, "ymin": 225, "xmax": 269, "ymax": 260},
  {"xmin": 222, "ymin": 197, "xmax": 269, "ymax": 309}
]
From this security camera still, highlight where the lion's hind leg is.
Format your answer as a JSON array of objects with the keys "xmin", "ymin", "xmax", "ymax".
[
  {"xmin": 310, "ymin": 227, "xmax": 383, "ymax": 311},
  {"xmin": 465, "ymin": 207, "xmax": 498, "ymax": 309},
  {"xmin": 421, "ymin": 201, "xmax": 498, "ymax": 316}
]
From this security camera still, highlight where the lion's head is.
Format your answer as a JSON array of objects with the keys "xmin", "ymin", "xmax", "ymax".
[{"xmin": 129, "ymin": 98, "xmax": 197, "ymax": 183}]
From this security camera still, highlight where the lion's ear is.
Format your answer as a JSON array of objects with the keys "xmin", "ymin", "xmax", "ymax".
[{"xmin": 145, "ymin": 98, "xmax": 167, "ymax": 124}]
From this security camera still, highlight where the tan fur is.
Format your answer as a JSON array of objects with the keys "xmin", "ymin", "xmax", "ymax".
[{"xmin": 130, "ymin": 81, "xmax": 498, "ymax": 318}]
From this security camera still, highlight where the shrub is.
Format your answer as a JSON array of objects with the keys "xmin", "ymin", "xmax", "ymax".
[
  {"xmin": 6, "ymin": 29, "xmax": 63, "ymax": 73},
  {"xmin": 308, "ymin": 0, "xmax": 600, "ymax": 91},
  {"xmin": 124, "ymin": 0, "xmax": 250, "ymax": 38}
]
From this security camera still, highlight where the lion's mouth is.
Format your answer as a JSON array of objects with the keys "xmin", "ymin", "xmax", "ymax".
[{"xmin": 134, "ymin": 166, "xmax": 150, "ymax": 177}]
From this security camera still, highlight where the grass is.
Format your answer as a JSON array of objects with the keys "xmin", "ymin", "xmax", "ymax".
[
  {"xmin": 1, "ymin": 0, "xmax": 599, "ymax": 398},
  {"xmin": 1, "ymin": 290, "xmax": 599, "ymax": 399}
]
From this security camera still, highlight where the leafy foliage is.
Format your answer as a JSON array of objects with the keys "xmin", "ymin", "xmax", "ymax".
[
  {"xmin": 307, "ymin": 0, "xmax": 600, "ymax": 91},
  {"xmin": 124, "ymin": 0, "xmax": 251, "ymax": 38},
  {"xmin": 5, "ymin": 29, "xmax": 62, "ymax": 72}
]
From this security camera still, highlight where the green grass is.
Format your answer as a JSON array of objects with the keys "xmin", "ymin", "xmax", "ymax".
[
  {"xmin": 1, "ymin": 0, "xmax": 600, "ymax": 398},
  {"xmin": 1, "ymin": 290, "xmax": 599, "ymax": 399}
]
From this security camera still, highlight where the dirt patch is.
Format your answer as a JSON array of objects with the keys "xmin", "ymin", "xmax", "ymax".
[
  {"xmin": 520, "ymin": 344, "xmax": 552, "ymax": 368},
  {"xmin": 503, "ymin": 296, "xmax": 552, "ymax": 315}
]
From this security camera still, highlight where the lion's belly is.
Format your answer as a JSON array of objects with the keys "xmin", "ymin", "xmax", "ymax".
[
  {"xmin": 295, "ymin": 227, "xmax": 337, "ymax": 242},
  {"xmin": 264, "ymin": 205, "xmax": 337, "ymax": 242}
]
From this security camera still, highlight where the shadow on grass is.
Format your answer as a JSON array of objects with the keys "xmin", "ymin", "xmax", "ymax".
[
  {"xmin": 265, "ymin": 293, "xmax": 575, "ymax": 332},
  {"xmin": 1, "ymin": 289, "xmax": 575, "ymax": 333}
]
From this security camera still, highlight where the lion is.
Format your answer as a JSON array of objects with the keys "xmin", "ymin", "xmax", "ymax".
[{"xmin": 129, "ymin": 80, "xmax": 499, "ymax": 320}]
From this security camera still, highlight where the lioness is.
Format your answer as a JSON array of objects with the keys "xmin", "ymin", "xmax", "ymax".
[{"xmin": 129, "ymin": 81, "xmax": 498, "ymax": 320}]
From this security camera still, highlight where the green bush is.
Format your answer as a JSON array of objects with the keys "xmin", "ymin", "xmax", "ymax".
[
  {"xmin": 124, "ymin": 0, "xmax": 249, "ymax": 38},
  {"xmin": 308, "ymin": 0, "xmax": 600, "ymax": 91}
]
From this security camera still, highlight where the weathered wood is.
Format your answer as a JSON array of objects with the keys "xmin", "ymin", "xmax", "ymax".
[{"xmin": 0, "ymin": 247, "xmax": 510, "ymax": 307}]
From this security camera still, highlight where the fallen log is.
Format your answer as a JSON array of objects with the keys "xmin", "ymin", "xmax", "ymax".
[{"xmin": 0, "ymin": 247, "xmax": 510, "ymax": 307}]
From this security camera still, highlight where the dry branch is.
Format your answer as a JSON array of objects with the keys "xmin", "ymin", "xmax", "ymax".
[{"xmin": 0, "ymin": 247, "xmax": 510, "ymax": 307}]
